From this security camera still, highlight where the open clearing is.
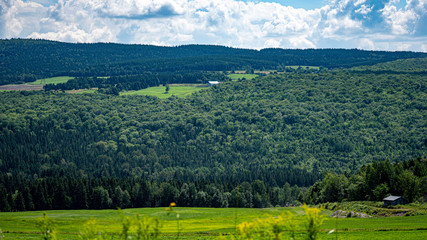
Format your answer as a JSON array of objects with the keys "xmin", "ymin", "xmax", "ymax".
[
  {"xmin": 27, "ymin": 76, "xmax": 74, "ymax": 85},
  {"xmin": 121, "ymin": 84, "xmax": 208, "ymax": 98},
  {"xmin": 227, "ymin": 74, "xmax": 258, "ymax": 80},
  {"xmin": 0, "ymin": 207, "xmax": 426, "ymax": 239}
]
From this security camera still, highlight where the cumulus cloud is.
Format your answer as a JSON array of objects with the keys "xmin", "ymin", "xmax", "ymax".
[
  {"xmin": 0, "ymin": 0, "xmax": 47, "ymax": 38},
  {"xmin": 1, "ymin": 0, "xmax": 426, "ymax": 51}
]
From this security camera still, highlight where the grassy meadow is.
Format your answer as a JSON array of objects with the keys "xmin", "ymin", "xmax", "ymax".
[
  {"xmin": 227, "ymin": 74, "xmax": 258, "ymax": 80},
  {"xmin": 0, "ymin": 207, "xmax": 426, "ymax": 239},
  {"xmin": 27, "ymin": 76, "xmax": 74, "ymax": 85},
  {"xmin": 121, "ymin": 84, "xmax": 208, "ymax": 98}
]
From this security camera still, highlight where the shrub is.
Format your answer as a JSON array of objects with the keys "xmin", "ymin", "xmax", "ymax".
[
  {"xmin": 233, "ymin": 205, "xmax": 325, "ymax": 240},
  {"xmin": 35, "ymin": 213, "xmax": 57, "ymax": 240}
]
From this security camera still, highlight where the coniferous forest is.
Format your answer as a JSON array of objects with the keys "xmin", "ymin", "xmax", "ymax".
[{"xmin": 0, "ymin": 39, "xmax": 426, "ymax": 211}]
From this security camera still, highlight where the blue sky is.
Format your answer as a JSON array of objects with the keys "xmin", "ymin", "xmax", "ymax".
[{"xmin": 3, "ymin": 0, "xmax": 426, "ymax": 52}]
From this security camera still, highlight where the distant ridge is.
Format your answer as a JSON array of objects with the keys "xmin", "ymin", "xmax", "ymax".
[{"xmin": 1, "ymin": 38, "xmax": 426, "ymax": 85}]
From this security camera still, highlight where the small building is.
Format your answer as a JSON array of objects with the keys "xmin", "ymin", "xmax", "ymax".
[
  {"xmin": 383, "ymin": 195, "xmax": 408, "ymax": 206},
  {"xmin": 207, "ymin": 81, "xmax": 220, "ymax": 86}
]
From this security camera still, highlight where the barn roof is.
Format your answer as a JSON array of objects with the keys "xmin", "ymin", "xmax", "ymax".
[{"xmin": 383, "ymin": 195, "xmax": 402, "ymax": 201}]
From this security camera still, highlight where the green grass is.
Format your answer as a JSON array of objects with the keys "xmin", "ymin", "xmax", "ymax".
[
  {"xmin": 0, "ymin": 207, "xmax": 426, "ymax": 239},
  {"xmin": 121, "ymin": 84, "xmax": 207, "ymax": 98},
  {"xmin": 320, "ymin": 201, "xmax": 427, "ymax": 217},
  {"xmin": 27, "ymin": 76, "xmax": 73, "ymax": 85},
  {"xmin": 227, "ymin": 74, "xmax": 258, "ymax": 80}
]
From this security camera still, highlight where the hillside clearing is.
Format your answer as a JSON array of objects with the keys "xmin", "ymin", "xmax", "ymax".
[
  {"xmin": 121, "ymin": 84, "xmax": 208, "ymax": 98},
  {"xmin": 28, "ymin": 76, "xmax": 74, "ymax": 85},
  {"xmin": 227, "ymin": 74, "xmax": 258, "ymax": 80}
]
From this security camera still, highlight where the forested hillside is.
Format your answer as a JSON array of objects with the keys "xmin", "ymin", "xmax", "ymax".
[
  {"xmin": 1, "ymin": 59, "xmax": 425, "ymax": 182},
  {"xmin": 1, "ymin": 39, "xmax": 426, "ymax": 85},
  {"xmin": 0, "ymin": 40, "xmax": 426, "ymax": 211}
]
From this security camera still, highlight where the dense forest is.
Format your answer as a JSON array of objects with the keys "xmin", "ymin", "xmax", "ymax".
[
  {"xmin": 0, "ymin": 40, "xmax": 426, "ymax": 211},
  {"xmin": 1, "ymin": 39, "xmax": 426, "ymax": 85},
  {"xmin": 0, "ymin": 176, "xmax": 302, "ymax": 211},
  {"xmin": 0, "ymin": 158, "xmax": 424, "ymax": 212}
]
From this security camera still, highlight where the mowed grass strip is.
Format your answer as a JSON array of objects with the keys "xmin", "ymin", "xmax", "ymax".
[
  {"xmin": 227, "ymin": 74, "xmax": 258, "ymax": 80},
  {"xmin": 1, "ymin": 207, "xmax": 426, "ymax": 239},
  {"xmin": 27, "ymin": 76, "xmax": 74, "ymax": 85},
  {"xmin": 121, "ymin": 84, "xmax": 208, "ymax": 98}
]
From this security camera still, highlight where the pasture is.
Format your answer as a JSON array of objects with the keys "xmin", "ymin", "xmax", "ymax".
[
  {"xmin": 0, "ymin": 207, "xmax": 426, "ymax": 239},
  {"xmin": 121, "ymin": 84, "xmax": 208, "ymax": 98},
  {"xmin": 27, "ymin": 76, "xmax": 74, "ymax": 85},
  {"xmin": 227, "ymin": 74, "xmax": 258, "ymax": 80}
]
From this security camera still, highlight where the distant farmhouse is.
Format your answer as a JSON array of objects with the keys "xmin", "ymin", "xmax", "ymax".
[
  {"xmin": 207, "ymin": 81, "xmax": 220, "ymax": 86},
  {"xmin": 383, "ymin": 196, "xmax": 408, "ymax": 206}
]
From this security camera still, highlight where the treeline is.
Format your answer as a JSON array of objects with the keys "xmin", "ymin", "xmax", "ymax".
[
  {"xmin": 0, "ymin": 177, "xmax": 301, "ymax": 211},
  {"xmin": 301, "ymin": 158, "xmax": 427, "ymax": 204},
  {"xmin": 1, "ymin": 39, "xmax": 426, "ymax": 85},
  {"xmin": 1, "ymin": 158, "xmax": 424, "ymax": 212},
  {"xmin": 44, "ymin": 72, "xmax": 229, "ymax": 92}
]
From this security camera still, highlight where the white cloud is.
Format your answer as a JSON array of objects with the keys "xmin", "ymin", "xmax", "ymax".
[
  {"xmin": 1, "ymin": 0, "xmax": 426, "ymax": 51},
  {"xmin": 288, "ymin": 36, "xmax": 316, "ymax": 49},
  {"xmin": 263, "ymin": 38, "xmax": 281, "ymax": 48},
  {"xmin": 0, "ymin": 0, "xmax": 47, "ymax": 38},
  {"xmin": 358, "ymin": 38, "xmax": 376, "ymax": 49}
]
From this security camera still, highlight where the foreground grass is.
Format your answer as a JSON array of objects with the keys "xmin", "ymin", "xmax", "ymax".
[
  {"xmin": 27, "ymin": 76, "xmax": 74, "ymax": 85},
  {"xmin": 0, "ymin": 207, "xmax": 426, "ymax": 239},
  {"xmin": 121, "ymin": 84, "xmax": 208, "ymax": 98}
]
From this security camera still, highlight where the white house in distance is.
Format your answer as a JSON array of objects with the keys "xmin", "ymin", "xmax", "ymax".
[{"xmin": 207, "ymin": 81, "xmax": 220, "ymax": 86}]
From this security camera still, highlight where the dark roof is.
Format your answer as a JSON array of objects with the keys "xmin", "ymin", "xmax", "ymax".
[{"xmin": 383, "ymin": 196, "xmax": 402, "ymax": 201}]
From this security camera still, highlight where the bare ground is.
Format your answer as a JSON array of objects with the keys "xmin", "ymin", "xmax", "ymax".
[{"xmin": 0, "ymin": 84, "xmax": 44, "ymax": 91}]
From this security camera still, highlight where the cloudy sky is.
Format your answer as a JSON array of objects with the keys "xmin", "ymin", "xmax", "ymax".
[{"xmin": 1, "ymin": 0, "xmax": 426, "ymax": 51}]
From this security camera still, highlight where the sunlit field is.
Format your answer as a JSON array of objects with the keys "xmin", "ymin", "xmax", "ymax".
[
  {"xmin": 121, "ymin": 84, "xmax": 208, "ymax": 98},
  {"xmin": 1, "ymin": 207, "xmax": 426, "ymax": 239},
  {"xmin": 227, "ymin": 74, "xmax": 258, "ymax": 80},
  {"xmin": 27, "ymin": 76, "xmax": 74, "ymax": 85}
]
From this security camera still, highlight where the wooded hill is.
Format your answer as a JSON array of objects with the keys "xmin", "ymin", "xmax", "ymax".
[
  {"xmin": 1, "ymin": 39, "xmax": 426, "ymax": 85},
  {"xmin": 0, "ymin": 40, "xmax": 425, "ymax": 211},
  {"xmin": 1, "ymin": 58, "xmax": 425, "ymax": 184}
]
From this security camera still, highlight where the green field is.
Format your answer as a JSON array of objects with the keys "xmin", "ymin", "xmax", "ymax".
[
  {"xmin": 227, "ymin": 74, "xmax": 258, "ymax": 80},
  {"xmin": 27, "ymin": 76, "xmax": 74, "ymax": 85},
  {"xmin": 1, "ymin": 207, "xmax": 426, "ymax": 239},
  {"xmin": 121, "ymin": 84, "xmax": 208, "ymax": 98}
]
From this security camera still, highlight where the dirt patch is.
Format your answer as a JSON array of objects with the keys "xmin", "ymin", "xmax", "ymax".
[
  {"xmin": 67, "ymin": 88, "xmax": 97, "ymax": 94},
  {"xmin": 330, "ymin": 210, "xmax": 371, "ymax": 218},
  {"xmin": 0, "ymin": 84, "xmax": 44, "ymax": 91}
]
